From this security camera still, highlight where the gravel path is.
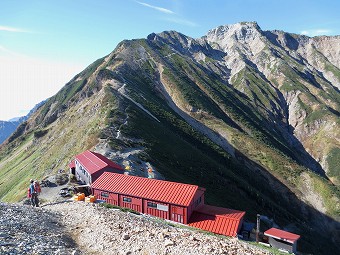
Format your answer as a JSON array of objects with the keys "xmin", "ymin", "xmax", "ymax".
[
  {"xmin": 1, "ymin": 201, "xmax": 273, "ymax": 255},
  {"xmin": 45, "ymin": 202, "xmax": 272, "ymax": 255},
  {"xmin": 0, "ymin": 202, "xmax": 80, "ymax": 255}
]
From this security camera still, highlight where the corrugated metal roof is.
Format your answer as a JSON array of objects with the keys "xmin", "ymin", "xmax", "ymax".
[
  {"xmin": 188, "ymin": 204, "xmax": 245, "ymax": 237},
  {"xmin": 264, "ymin": 228, "xmax": 300, "ymax": 243},
  {"xmin": 91, "ymin": 172, "xmax": 205, "ymax": 206},
  {"xmin": 75, "ymin": 150, "xmax": 123, "ymax": 175}
]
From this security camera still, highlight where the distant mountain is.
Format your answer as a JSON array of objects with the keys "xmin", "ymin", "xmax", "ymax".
[
  {"xmin": 0, "ymin": 100, "xmax": 45, "ymax": 144},
  {"xmin": 8, "ymin": 117, "xmax": 22, "ymax": 122},
  {"xmin": 0, "ymin": 22, "xmax": 339, "ymax": 254},
  {"xmin": 0, "ymin": 120, "xmax": 20, "ymax": 144}
]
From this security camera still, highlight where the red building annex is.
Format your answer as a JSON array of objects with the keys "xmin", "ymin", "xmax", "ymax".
[
  {"xmin": 91, "ymin": 172, "xmax": 205, "ymax": 224},
  {"xmin": 72, "ymin": 150, "xmax": 124, "ymax": 185},
  {"xmin": 91, "ymin": 172, "xmax": 245, "ymax": 236},
  {"xmin": 188, "ymin": 204, "xmax": 245, "ymax": 237}
]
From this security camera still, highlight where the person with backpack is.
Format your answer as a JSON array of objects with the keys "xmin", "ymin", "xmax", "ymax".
[{"xmin": 29, "ymin": 179, "xmax": 39, "ymax": 207}]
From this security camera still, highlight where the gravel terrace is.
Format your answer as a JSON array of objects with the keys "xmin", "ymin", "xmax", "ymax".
[{"xmin": 0, "ymin": 200, "xmax": 274, "ymax": 255}]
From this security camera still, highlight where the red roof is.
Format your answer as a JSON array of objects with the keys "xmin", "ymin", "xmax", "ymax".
[
  {"xmin": 264, "ymin": 228, "xmax": 300, "ymax": 243},
  {"xmin": 188, "ymin": 204, "xmax": 245, "ymax": 237},
  {"xmin": 75, "ymin": 150, "xmax": 123, "ymax": 175},
  {"xmin": 91, "ymin": 172, "xmax": 205, "ymax": 206},
  {"xmin": 69, "ymin": 160, "xmax": 75, "ymax": 169}
]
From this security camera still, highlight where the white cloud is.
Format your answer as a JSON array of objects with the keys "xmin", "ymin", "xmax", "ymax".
[
  {"xmin": 164, "ymin": 17, "xmax": 198, "ymax": 27},
  {"xmin": 0, "ymin": 53, "xmax": 85, "ymax": 120},
  {"xmin": 137, "ymin": 1, "xmax": 174, "ymax": 14},
  {"xmin": 0, "ymin": 45, "xmax": 24, "ymax": 57},
  {"xmin": 300, "ymin": 29, "xmax": 332, "ymax": 36},
  {"xmin": 0, "ymin": 25, "xmax": 29, "ymax": 33}
]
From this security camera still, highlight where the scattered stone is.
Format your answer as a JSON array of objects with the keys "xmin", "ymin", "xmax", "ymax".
[
  {"xmin": 164, "ymin": 239, "xmax": 175, "ymax": 247},
  {"xmin": 0, "ymin": 202, "xmax": 274, "ymax": 255},
  {"xmin": 122, "ymin": 233, "xmax": 130, "ymax": 240}
]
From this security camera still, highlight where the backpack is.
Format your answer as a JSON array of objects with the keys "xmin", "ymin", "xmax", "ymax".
[
  {"xmin": 34, "ymin": 181, "xmax": 42, "ymax": 193},
  {"xmin": 27, "ymin": 188, "xmax": 31, "ymax": 198}
]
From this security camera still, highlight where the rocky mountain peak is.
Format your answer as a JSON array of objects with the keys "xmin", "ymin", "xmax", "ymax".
[
  {"xmin": 148, "ymin": 30, "xmax": 190, "ymax": 47},
  {"xmin": 203, "ymin": 21, "xmax": 266, "ymax": 59},
  {"xmin": 1, "ymin": 22, "xmax": 340, "ymax": 254},
  {"xmin": 206, "ymin": 21, "xmax": 262, "ymax": 42}
]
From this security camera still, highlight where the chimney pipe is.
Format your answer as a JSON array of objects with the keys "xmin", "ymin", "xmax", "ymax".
[{"xmin": 256, "ymin": 214, "xmax": 260, "ymax": 242}]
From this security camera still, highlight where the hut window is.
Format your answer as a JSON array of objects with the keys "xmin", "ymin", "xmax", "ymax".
[
  {"xmin": 123, "ymin": 197, "xmax": 132, "ymax": 203},
  {"xmin": 147, "ymin": 202, "xmax": 157, "ymax": 208},
  {"xmin": 101, "ymin": 192, "xmax": 109, "ymax": 198}
]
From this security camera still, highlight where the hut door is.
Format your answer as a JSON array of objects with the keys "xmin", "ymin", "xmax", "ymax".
[
  {"xmin": 171, "ymin": 213, "xmax": 183, "ymax": 223},
  {"xmin": 171, "ymin": 206, "xmax": 184, "ymax": 223}
]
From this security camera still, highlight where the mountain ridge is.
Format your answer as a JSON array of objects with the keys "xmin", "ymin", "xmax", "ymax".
[
  {"xmin": 0, "ymin": 101, "xmax": 46, "ymax": 144},
  {"xmin": 0, "ymin": 22, "xmax": 339, "ymax": 254}
]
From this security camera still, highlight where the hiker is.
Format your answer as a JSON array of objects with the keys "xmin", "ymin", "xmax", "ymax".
[
  {"xmin": 29, "ymin": 179, "xmax": 39, "ymax": 207},
  {"xmin": 34, "ymin": 180, "xmax": 42, "ymax": 194}
]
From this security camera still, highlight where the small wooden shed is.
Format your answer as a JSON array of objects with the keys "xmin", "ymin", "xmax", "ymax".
[
  {"xmin": 264, "ymin": 227, "xmax": 300, "ymax": 253},
  {"xmin": 91, "ymin": 172, "xmax": 205, "ymax": 224},
  {"xmin": 73, "ymin": 150, "xmax": 124, "ymax": 185}
]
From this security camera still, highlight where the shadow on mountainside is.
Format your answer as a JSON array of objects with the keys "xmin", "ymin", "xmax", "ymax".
[
  {"xmin": 241, "ymin": 58, "xmax": 327, "ymax": 177},
  {"xmin": 231, "ymin": 149, "xmax": 340, "ymax": 255},
  {"xmin": 119, "ymin": 96, "xmax": 339, "ymax": 255}
]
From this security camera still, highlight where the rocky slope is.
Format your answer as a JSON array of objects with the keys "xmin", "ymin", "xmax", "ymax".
[
  {"xmin": 0, "ymin": 22, "xmax": 339, "ymax": 254},
  {"xmin": 1, "ymin": 201, "xmax": 274, "ymax": 255},
  {"xmin": 203, "ymin": 22, "xmax": 339, "ymax": 181}
]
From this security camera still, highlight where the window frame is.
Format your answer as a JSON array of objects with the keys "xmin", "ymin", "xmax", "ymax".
[
  {"xmin": 123, "ymin": 197, "xmax": 132, "ymax": 203},
  {"xmin": 101, "ymin": 192, "xmax": 109, "ymax": 198},
  {"xmin": 147, "ymin": 202, "xmax": 157, "ymax": 208}
]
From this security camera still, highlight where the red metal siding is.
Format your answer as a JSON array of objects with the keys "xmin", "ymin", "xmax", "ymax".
[
  {"xmin": 188, "ymin": 191, "xmax": 205, "ymax": 219},
  {"xmin": 91, "ymin": 172, "xmax": 205, "ymax": 207},
  {"xmin": 170, "ymin": 205, "xmax": 186, "ymax": 224},
  {"xmin": 93, "ymin": 190, "xmax": 119, "ymax": 206},
  {"xmin": 119, "ymin": 195, "xmax": 143, "ymax": 213},
  {"xmin": 91, "ymin": 169, "xmax": 105, "ymax": 184},
  {"xmin": 109, "ymin": 193, "xmax": 119, "ymax": 206},
  {"xmin": 144, "ymin": 200, "xmax": 170, "ymax": 220}
]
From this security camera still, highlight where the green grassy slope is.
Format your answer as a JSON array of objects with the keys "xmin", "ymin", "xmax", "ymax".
[{"xmin": 0, "ymin": 33, "xmax": 339, "ymax": 254}]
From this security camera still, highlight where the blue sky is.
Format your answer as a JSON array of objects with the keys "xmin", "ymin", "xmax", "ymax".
[{"xmin": 1, "ymin": 0, "xmax": 339, "ymax": 120}]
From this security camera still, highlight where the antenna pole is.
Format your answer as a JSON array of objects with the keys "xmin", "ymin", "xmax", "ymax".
[{"xmin": 256, "ymin": 214, "xmax": 260, "ymax": 242}]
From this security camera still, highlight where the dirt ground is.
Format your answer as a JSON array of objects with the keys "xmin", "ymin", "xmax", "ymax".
[{"xmin": 37, "ymin": 174, "xmax": 77, "ymax": 204}]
